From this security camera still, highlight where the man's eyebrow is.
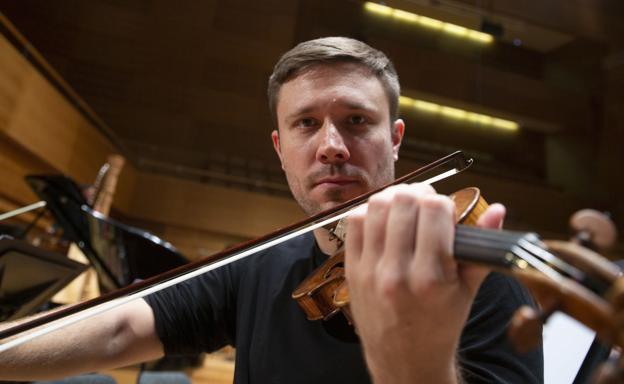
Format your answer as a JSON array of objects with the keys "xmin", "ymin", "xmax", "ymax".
[
  {"xmin": 287, "ymin": 105, "xmax": 317, "ymax": 120},
  {"xmin": 297, "ymin": 101, "xmax": 376, "ymax": 115},
  {"xmin": 284, "ymin": 100, "xmax": 379, "ymax": 123},
  {"xmin": 342, "ymin": 101, "xmax": 376, "ymax": 111}
]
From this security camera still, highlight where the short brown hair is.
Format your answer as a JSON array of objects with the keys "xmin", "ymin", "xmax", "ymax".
[{"xmin": 267, "ymin": 37, "xmax": 400, "ymax": 127}]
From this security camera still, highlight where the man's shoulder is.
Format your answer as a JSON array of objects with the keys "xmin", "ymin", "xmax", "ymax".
[{"xmin": 230, "ymin": 232, "xmax": 317, "ymax": 273}]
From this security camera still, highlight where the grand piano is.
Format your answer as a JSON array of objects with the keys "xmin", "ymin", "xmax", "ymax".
[{"xmin": 24, "ymin": 174, "xmax": 189, "ymax": 293}]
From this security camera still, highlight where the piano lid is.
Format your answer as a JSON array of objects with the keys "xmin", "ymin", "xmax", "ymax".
[{"xmin": 25, "ymin": 174, "xmax": 188, "ymax": 292}]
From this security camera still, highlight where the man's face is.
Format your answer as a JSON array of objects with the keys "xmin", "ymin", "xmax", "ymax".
[{"xmin": 272, "ymin": 62, "xmax": 404, "ymax": 216}]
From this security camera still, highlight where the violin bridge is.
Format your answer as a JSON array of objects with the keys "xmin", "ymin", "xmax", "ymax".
[{"xmin": 328, "ymin": 218, "xmax": 347, "ymax": 248}]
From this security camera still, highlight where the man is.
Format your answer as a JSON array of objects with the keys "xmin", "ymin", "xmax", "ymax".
[{"xmin": 0, "ymin": 37, "xmax": 542, "ymax": 383}]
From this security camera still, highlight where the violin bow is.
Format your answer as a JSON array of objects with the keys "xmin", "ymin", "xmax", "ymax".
[{"xmin": 0, "ymin": 151, "xmax": 472, "ymax": 352}]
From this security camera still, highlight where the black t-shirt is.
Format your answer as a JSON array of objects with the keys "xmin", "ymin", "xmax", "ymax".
[{"xmin": 145, "ymin": 232, "xmax": 543, "ymax": 383}]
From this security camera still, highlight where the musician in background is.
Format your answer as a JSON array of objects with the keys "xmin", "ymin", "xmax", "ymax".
[{"xmin": 0, "ymin": 37, "xmax": 543, "ymax": 383}]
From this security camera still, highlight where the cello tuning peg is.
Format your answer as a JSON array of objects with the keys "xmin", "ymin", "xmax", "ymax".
[
  {"xmin": 570, "ymin": 209, "xmax": 617, "ymax": 251},
  {"xmin": 508, "ymin": 305, "xmax": 549, "ymax": 354}
]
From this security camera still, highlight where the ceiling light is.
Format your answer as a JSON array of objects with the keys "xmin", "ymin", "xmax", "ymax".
[
  {"xmin": 399, "ymin": 96, "xmax": 519, "ymax": 131},
  {"xmin": 364, "ymin": 2, "xmax": 494, "ymax": 44}
]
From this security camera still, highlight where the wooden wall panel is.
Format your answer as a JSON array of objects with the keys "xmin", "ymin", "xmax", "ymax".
[
  {"xmin": 0, "ymin": 135, "xmax": 52, "ymax": 206},
  {"xmin": 0, "ymin": 31, "xmax": 303, "ymax": 245},
  {"xmin": 129, "ymin": 171, "xmax": 303, "ymax": 239},
  {"xmin": 160, "ymin": 226, "xmax": 247, "ymax": 260},
  {"xmin": 0, "ymin": 37, "xmax": 113, "ymax": 183},
  {"xmin": 0, "ymin": 33, "xmax": 137, "ymax": 214}
]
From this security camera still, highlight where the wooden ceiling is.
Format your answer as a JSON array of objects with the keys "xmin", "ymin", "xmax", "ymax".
[{"xmin": 1, "ymin": 0, "xmax": 623, "ymax": 204}]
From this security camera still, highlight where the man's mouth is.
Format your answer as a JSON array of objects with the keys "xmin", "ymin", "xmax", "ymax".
[{"xmin": 313, "ymin": 177, "xmax": 359, "ymax": 188}]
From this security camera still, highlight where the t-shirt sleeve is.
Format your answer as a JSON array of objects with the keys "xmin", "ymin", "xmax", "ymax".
[
  {"xmin": 459, "ymin": 272, "xmax": 544, "ymax": 383},
  {"xmin": 144, "ymin": 263, "xmax": 240, "ymax": 355}
]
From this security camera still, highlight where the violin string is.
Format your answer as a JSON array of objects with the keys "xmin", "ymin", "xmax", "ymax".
[
  {"xmin": 0, "ymin": 166, "xmax": 465, "ymax": 352},
  {"xmin": 517, "ymin": 238, "xmax": 585, "ymax": 281},
  {"xmin": 455, "ymin": 226, "xmax": 527, "ymax": 264},
  {"xmin": 509, "ymin": 245, "xmax": 568, "ymax": 284},
  {"xmin": 454, "ymin": 226, "xmax": 572, "ymax": 284},
  {"xmin": 456, "ymin": 226, "xmax": 584, "ymax": 279},
  {"xmin": 455, "ymin": 225, "xmax": 526, "ymax": 246}
]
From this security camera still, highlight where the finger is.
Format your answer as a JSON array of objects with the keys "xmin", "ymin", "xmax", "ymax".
[
  {"xmin": 381, "ymin": 184, "xmax": 419, "ymax": 272},
  {"xmin": 413, "ymin": 193, "xmax": 457, "ymax": 283},
  {"xmin": 345, "ymin": 205, "xmax": 366, "ymax": 278},
  {"xmin": 360, "ymin": 187, "xmax": 395, "ymax": 266},
  {"xmin": 476, "ymin": 203, "xmax": 506, "ymax": 229},
  {"xmin": 461, "ymin": 204, "xmax": 506, "ymax": 292}
]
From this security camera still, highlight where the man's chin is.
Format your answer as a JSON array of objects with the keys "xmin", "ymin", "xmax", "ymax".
[
  {"xmin": 300, "ymin": 185, "xmax": 368, "ymax": 215},
  {"xmin": 316, "ymin": 193, "xmax": 363, "ymax": 212}
]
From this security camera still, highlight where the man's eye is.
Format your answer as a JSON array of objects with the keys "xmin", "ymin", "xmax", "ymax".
[
  {"xmin": 298, "ymin": 118, "xmax": 317, "ymax": 128},
  {"xmin": 348, "ymin": 115, "xmax": 367, "ymax": 125}
]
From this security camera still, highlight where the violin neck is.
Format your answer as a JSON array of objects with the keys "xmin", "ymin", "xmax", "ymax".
[{"xmin": 453, "ymin": 225, "xmax": 530, "ymax": 269}]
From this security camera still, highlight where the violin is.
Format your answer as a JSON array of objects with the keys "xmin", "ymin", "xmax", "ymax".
[
  {"xmin": 292, "ymin": 186, "xmax": 488, "ymax": 324},
  {"xmin": 292, "ymin": 186, "xmax": 624, "ymax": 383}
]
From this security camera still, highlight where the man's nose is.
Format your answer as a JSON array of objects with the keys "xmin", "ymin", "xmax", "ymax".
[{"xmin": 316, "ymin": 121, "xmax": 350, "ymax": 164}]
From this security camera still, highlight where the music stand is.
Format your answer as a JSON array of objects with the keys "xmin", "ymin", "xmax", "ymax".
[{"xmin": 0, "ymin": 238, "xmax": 87, "ymax": 322}]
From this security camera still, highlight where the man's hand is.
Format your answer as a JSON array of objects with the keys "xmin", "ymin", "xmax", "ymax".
[{"xmin": 344, "ymin": 183, "xmax": 505, "ymax": 384}]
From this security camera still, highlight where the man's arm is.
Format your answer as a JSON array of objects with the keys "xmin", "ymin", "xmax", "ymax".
[
  {"xmin": 344, "ymin": 183, "xmax": 505, "ymax": 384},
  {"xmin": 0, "ymin": 298, "xmax": 164, "ymax": 381}
]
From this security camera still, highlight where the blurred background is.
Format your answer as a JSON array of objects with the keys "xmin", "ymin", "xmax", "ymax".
[
  {"xmin": 0, "ymin": 1, "xmax": 623, "ymax": 382},
  {"xmin": 2, "ymin": 0, "xmax": 623, "ymax": 254}
]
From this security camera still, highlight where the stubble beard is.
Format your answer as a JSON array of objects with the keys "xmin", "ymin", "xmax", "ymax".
[
  {"xmin": 286, "ymin": 161, "xmax": 396, "ymax": 217},
  {"xmin": 285, "ymin": 174, "xmax": 341, "ymax": 217}
]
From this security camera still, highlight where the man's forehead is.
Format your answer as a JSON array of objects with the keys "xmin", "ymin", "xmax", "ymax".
[
  {"xmin": 276, "ymin": 63, "xmax": 388, "ymax": 117},
  {"xmin": 290, "ymin": 61, "xmax": 374, "ymax": 82}
]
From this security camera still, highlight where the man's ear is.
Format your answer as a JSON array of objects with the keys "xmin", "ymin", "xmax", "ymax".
[
  {"xmin": 271, "ymin": 130, "xmax": 285, "ymax": 169},
  {"xmin": 391, "ymin": 119, "xmax": 405, "ymax": 161}
]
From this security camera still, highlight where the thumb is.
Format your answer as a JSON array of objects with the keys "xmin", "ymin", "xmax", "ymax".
[
  {"xmin": 476, "ymin": 203, "xmax": 506, "ymax": 230},
  {"xmin": 461, "ymin": 203, "xmax": 507, "ymax": 292}
]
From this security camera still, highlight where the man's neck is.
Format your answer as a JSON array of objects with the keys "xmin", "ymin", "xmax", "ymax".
[{"xmin": 313, "ymin": 227, "xmax": 342, "ymax": 256}]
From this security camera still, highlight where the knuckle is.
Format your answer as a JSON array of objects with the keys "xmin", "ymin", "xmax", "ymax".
[
  {"xmin": 347, "ymin": 210, "xmax": 365, "ymax": 225},
  {"xmin": 410, "ymin": 183, "xmax": 436, "ymax": 195},
  {"xmin": 391, "ymin": 188, "xmax": 416, "ymax": 206},
  {"xmin": 408, "ymin": 274, "xmax": 442, "ymax": 297},
  {"xmin": 372, "ymin": 184, "xmax": 409, "ymax": 204},
  {"xmin": 390, "ymin": 183, "xmax": 413, "ymax": 195},
  {"xmin": 378, "ymin": 269, "xmax": 407, "ymax": 299},
  {"xmin": 367, "ymin": 193, "xmax": 391, "ymax": 211},
  {"xmin": 421, "ymin": 194, "xmax": 454, "ymax": 214}
]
